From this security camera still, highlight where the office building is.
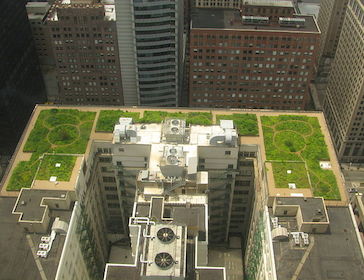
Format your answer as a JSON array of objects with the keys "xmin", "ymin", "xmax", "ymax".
[
  {"xmin": 189, "ymin": 2, "xmax": 320, "ymax": 110},
  {"xmin": 0, "ymin": 0, "xmax": 46, "ymax": 156},
  {"xmin": 323, "ymin": 0, "xmax": 364, "ymax": 163},
  {"xmin": 2, "ymin": 106, "xmax": 364, "ymax": 280},
  {"xmin": 194, "ymin": 0, "xmax": 240, "ymax": 9},
  {"xmin": 317, "ymin": 0, "xmax": 349, "ymax": 62},
  {"xmin": 44, "ymin": 0, "xmax": 124, "ymax": 105},
  {"xmin": 115, "ymin": 0, "xmax": 183, "ymax": 106}
]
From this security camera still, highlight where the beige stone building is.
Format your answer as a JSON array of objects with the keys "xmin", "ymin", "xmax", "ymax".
[
  {"xmin": 323, "ymin": 0, "xmax": 364, "ymax": 163},
  {"xmin": 317, "ymin": 0, "xmax": 349, "ymax": 62}
]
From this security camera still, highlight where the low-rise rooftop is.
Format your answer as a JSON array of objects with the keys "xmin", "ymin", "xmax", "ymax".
[
  {"xmin": 191, "ymin": 8, "xmax": 320, "ymax": 33},
  {"xmin": 272, "ymin": 206, "xmax": 364, "ymax": 280}
]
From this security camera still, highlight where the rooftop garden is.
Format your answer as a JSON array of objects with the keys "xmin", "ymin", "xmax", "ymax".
[
  {"xmin": 271, "ymin": 161, "xmax": 311, "ymax": 189},
  {"xmin": 216, "ymin": 113, "xmax": 258, "ymax": 136},
  {"xmin": 140, "ymin": 111, "xmax": 213, "ymax": 125},
  {"xmin": 95, "ymin": 110, "xmax": 213, "ymax": 132},
  {"xmin": 96, "ymin": 110, "xmax": 140, "ymax": 132},
  {"xmin": 7, "ymin": 109, "xmax": 95, "ymax": 191},
  {"xmin": 36, "ymin": 155, "xmax": 77, "ymax": 181},
  {"xmin": 261, "ymin": 115, "xmax": 340, "ymax": 200}
]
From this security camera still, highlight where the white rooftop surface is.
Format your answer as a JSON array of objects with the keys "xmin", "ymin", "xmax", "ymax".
[
  {"xmin": 138, "ymin": 194, "xmax": 207, "ymax": 205},
  {"xmin": 298, "ymin": 3, "xmax": 320, "ymax": 18},
  {"xmin": 148, "ymin": 143, "xmax": 198, "ymax": 175},
  {"xmin": 190, "ymin": 125, "xmax": 231, "ymax": 146},
  {"xmin": 49, "ymin": 2, "xmax": 116, "ymax": 21},
  {"xmin": 134, "ymin": 123, "xmax": 162, "ymax": 144},
  {"xmin": 104, "ymin": 5, "xmax": 116, "ymax": 20},
  {"xmin": 244, "ymin": 0, "xmax": 293, "ymax": 8},
  {"xmin": 145, "ymin": 225, "xmax": 185, "ymax": 277}
]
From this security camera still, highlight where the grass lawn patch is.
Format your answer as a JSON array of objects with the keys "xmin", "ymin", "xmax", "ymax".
[
  {"xmin": 96, "ymin": 110, "xmax": 140, "ymax": 132},
  {"xmin": 140, "ymin": 111, "xmax": 213, "ymax": 125},
  {"xmin": 261, "ymin": 115, "xmax": 340, "ymax": 200},
  {"xmin": 216, "ymin": 114, "xmax": 258, "ymax": 136},
  {"xmin": 36, "ymin": 155, "xmax": 76, "ymax": 181},
  {"xmin": 7, "ymin": 109, "xmax": 95, "ymax": 191},
  {"xmin": 24, "ymin": 109, "xmax": 95, "ymax": 154},
  {"xmin": 6, "ymin": 161, "xmax": 38, "ymax": 191},
  {"xmin": 271, "ymin": 162, "xmax": 310, "ymax": 189}
]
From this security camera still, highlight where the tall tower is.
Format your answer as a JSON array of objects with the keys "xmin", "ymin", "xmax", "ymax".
[
  {"xmin": 317, "ymin": 0, "xmax": 349, "ymax": 62},
  {"xmin": 115, "ymin": 0, "xmax": 183, "ymax": 107},
  {"xmin": 46, "ymin": 0, "xmax": 124, "ymax": 105},
  {"xmin": 323, "ymin": 0, "xmax": 364, "ymax": 163},
  {"xmin": 0, "ymin": 0, "xmax": 46, "ymax": 156}
]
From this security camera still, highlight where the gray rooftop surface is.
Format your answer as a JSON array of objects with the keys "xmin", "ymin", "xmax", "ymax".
[
  {"xmin": 275, "ymin": 197, "xmax": 328, "ymax": 222},
  {"xmin": 0, "ymin": 197, "xmax": 42, "ymax": 280},
  {"xmin": 14, "ymin": 189, "xmax": 68, "ymax": 221},
  {"xmin": 191, "ymin": 8, "xmax": 319, "ymax": 33},
  {"xmin": 273, "ymin": 207, "xmax": 364, "ymax": 280}
]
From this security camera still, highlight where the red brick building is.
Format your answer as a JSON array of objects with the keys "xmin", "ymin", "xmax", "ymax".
[
  {"xmin": 189, "ymin": 6, "xmax": 320, "ymax": 110},
  {"xmin": 46, "ymin": 0, "xmax": 124, "ymax": 105}
]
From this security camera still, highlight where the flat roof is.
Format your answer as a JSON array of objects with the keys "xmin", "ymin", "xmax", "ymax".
[
  {"xmin": 191, "ymin": 8, "xmax": 320, "ymax": 33},
  {"xmin": 0, "ymin": 105, "xmax": 346, "ymax": 206},
  {"xmin": 273, "ymin": 207, "xmax": 364, "ymax": 280},
  {"xmin": 13, "ymin": 189, "xmax": 69, "ymax": 221},
  {"xmin": 275, "ymin": 197, "xmax": 328, "ymax": 222},
  {"xmin": 0, "ymin": 197, "xmax": 68, "ymax": 280},
  {"xmin": 244, "ymin": 0, "xmax": 294, "ymax": 8}
]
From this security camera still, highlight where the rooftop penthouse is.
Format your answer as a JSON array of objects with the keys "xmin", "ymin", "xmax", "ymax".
[{"xmin": 191, "ymin": 8, "xmax": 320, "ymax": 34}]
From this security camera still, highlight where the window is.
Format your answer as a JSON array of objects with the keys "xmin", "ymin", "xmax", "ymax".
[
  {"xmin": 228, "ymin": 164, "xmax": 234, "ymax": 169},
  {"xmin": 225, "ymin": 151, "xmax": 231, "ymax": 155}
]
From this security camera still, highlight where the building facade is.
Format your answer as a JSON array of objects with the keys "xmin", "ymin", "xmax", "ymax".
[
  {"xmin": 115, "ymin": 0, "xmax": 183, "ymax": 106},
  {"xmin": 189, "ymin": 6, "xmax": 320, "ymax": 110},
  {"xmin": 45, "ymin": 0, "xmax": 124, "ymax": 105},
  {"xmin": 323, "ymin": 0, "xmax": 364, "ymax": 163},
  {"xmin": 0, "ymin": 0, "xmax": 46, "ymax": 156},
  {"xmin": 317, "ymin": 0, "xmax": 349, "ymax": 62}
]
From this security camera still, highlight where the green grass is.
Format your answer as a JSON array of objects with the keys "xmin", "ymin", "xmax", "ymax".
[
  {"xmin": 7, "ymin": 109, "xmax": 95, "ymax": 191},
  {"xmin": 36, "ymin": 155, "xmax": 77, "ymax": 181},
  {"xmin": 7, "ymin": 161, "xmax": 38, "ymax": 191},
  {"xmin": 140, "ymin": 111, "xmax": 213, "ymax": 125},
  {"xmin": 261, "ymin": 115, "xmax": 340, "ymax": 200},
  {"xmin": 96, "ymin": 110, "xmax": 213, "ymax": 132},
  {"xmin": 271, "ymin": 162, "xmax": 310, "ymax": 189},
  {"xmin": 216, "ymin": 114, "xmax": 258, "ymax": 136},
  {"xmin": 96, "ymin": 110, "xmax": 140, "ymax": 132}
]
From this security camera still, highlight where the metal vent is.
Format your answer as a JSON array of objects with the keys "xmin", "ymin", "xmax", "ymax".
[
  {"xmin": 157, "ymin": 227, "xmax": 175, "ymax": 243},
  {"xmin": 155, "ymin": 252, "xmax": 174, "ymax": 269},
  {"xmin": 171, "ymin": 119, "xmax": 180, "ymax": 126},
  {"xmin": 169, "ymin": 148, "xmax": 177, "ymax": 155},
  {"xmin": 171, "ymin": 126, "xmax": 179, "ymax": 133},
  {"xmin": 167, "ymin": 155, "xmax": 178, "ymax": 165}
]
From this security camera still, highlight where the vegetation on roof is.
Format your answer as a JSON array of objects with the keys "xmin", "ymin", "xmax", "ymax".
[
  {"xmin": 140, "ymin": 111, "xmax": 213, "ymax": 125},
  {"xmin": 216, "ymin": 113, "xmax": 258, "ymax": 136},
  {"xmin": 95, "ymin": 110, "xmax": 213, "ymax": 132},
  {"xmin": 96, "ymin": 110, "xmax": 140, "ymax": 132},
  {"xmin": 36, "ymin": 155, "xmax": 77, "ymax": 181},
  {"xmin": 271, "ymin": 161, "xmax": 311, "ymax": 189},
  {"xmin": 7, "ymin": 109, "xmax": 95, "ymax": 191},
  {"xmin": 261, "ymin": 115, "xmax": 340, "ymax": 200}
]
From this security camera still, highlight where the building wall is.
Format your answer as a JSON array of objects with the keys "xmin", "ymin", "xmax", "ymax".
[
  {"xmin": 27, "ymin": 4, "xmax": 55, "ymax": 65},
  {"xmin": 55, "ymin": 202, "xmax": 90, "ymax": 280},
  {"xmin": 0, "ymin": 0, "xmax": 46, "ymax": 156},
  {"xmin": 317, "ymin": 0, "xmax": 348, "ymax": 61},
  {"xmin": 189, "ymin": 28, "xmax": 319, "ymax": 110},
  {"xmin": 46, "ymin": 3, "xmax": 124, "ymax": 105},
  {"xmin": 133, "ymin": 0, "xmax": 182, "ymax": 106},
  {"xmin": 323, "ymin": 0, "xmax": 364, "ymax": 163},
  {"xmin": 114, "ymin": 0, "xmax": 139, "ymax": 106}
]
